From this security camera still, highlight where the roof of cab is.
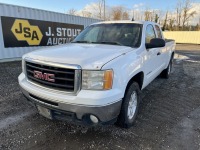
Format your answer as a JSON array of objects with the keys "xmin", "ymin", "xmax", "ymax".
[{"xmin": 91, "ymin": 20, "xmax": 160, "ymax": 26}]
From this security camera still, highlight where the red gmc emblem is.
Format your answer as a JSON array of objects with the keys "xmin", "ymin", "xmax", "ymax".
[{"xmin": 33, "ymin": 70, "xmax": 55, "ymax": 82}]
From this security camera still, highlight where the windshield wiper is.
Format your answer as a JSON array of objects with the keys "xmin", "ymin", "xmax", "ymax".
[
  {"xmin": 71, "ymin": 40, "xmax": 91, "ymax": 43},
  {"xmin": 72, "ymin": 41, "xmax": 123, "ymax": 46},
  {"xmin": 94, "ymin": 41, "xmax": 123, "ymax": 46}
]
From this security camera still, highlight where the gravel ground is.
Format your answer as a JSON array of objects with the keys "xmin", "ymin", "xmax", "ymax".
[{"xmin": 0, "ymin": 44, "xmax": 200, "ymax": 150}]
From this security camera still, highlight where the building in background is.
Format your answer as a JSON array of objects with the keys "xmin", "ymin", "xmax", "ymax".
[{"xmin": 0, "ymin": 3, "xmax": 101, "ymax": 61}]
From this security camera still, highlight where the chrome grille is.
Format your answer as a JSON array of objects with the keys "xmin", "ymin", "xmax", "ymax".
[{"xmin": 25, "ymin": 60, "xmax": 81, "ymax": 93}]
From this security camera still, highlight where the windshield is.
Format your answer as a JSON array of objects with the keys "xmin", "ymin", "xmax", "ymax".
[{"xmin": 72, "ymin": 23, "xmax": 143, "ymax": 48}]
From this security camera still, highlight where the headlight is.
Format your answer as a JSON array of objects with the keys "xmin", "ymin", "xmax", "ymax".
[{"xmin": 82, "ymin": 70, "xmax": 113, "ymax": 90}]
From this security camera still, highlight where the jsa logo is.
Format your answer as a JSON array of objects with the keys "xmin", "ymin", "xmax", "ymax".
[{"xmin": 11, "ymin": 19, "xmax": 43, "ymax": 45}]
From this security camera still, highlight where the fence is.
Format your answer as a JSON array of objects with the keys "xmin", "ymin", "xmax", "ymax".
[{"xmin": 163, "ymin": 31, "xmax": 200, "ymax": 44}]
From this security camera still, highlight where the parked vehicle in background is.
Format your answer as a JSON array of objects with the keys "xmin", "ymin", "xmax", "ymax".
[{"xmin": 18, "ymin": 21, "xmax": 175, "ymax": 128}]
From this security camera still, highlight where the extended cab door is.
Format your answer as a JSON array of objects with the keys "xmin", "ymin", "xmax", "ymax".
[
  {"xmin": 144, "ymin": 24, "xmax": 162, "ymax": 83},
  {"xmin": 155, "ymin": 25, "xmax": 168, "ymax": 68}
]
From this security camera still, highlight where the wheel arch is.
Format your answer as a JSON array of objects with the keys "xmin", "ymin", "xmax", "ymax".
[
  {"xmin": 124, "ymin": 71, "xmax": 144, "ymax": 95},
  {"xmin": 171, "ymin": 51, "xmax": 175, "ymax": 59}
]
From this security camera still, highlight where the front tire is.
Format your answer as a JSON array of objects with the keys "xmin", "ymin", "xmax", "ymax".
[{"xmin": 116, "ymin": 82, "xmax": 141, "ymax": 128}]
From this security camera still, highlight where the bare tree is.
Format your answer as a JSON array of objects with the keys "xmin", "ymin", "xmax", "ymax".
[
  {"xmin": 162, "ymin": 11, "xmax": 168, "ymax": 31},
  {"xmin": 67, "ymin": 9, "xmax": 77, "ymax": 15},
  {"xmin": 66, "ymin": 0, "xmax": 198, "ymax": 30},
  {"xmin": 111, "ymin": 6, "xmax": 130, "ymax": 20},
  {"xmin": 176, "ymin": 0, "xmax": 183, "ymax": 30},
  {"xmin": 111, "ymin": 6, "xmax": 123, "ymax": 20},
  {"xmin": 122, "ymin": 11, "xmax": 130, "ymax": 20},
  {"xmin": 169, "ymin": 18, "xmax": 176, "ymax": 30},
  {"xmin": 175, "ymin": 0, "xmax": 197, "ymax": 30},
  {"xmin": 195, "ymin": 23, "xmax": 200, "ymax": 31},
  {"xmin": 182, "ymin": 0, "xmax": 196, "ymax": 29},
  {"xmin": 132, "ymin": 8, "xmax": 145, "ymax": 21},
  {"xmin": 150, "ymin": 10, "xmax": 156, "ymax": 21},
  {"xmin": 155, "ymin": 14, "xmax": 159, "ymax": 23},
  {"xmin": 144, "ymin": 10, "xmax": 151, "ymax": 21},
  {"xmin": 81, "ymin": 10, "xmax": 92, "ymax": 18},
  {"xmin": 144, "ymin": 9, "xmax": 156, "ymax": 21},
  {"xmin": 91, "ymin": 0, "xmax": 104, "ymax": 19}
]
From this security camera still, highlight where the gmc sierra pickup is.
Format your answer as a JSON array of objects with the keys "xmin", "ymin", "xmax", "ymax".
[{"xmin": 18, "ymin": 21, "xmax": 175, "ymax": 128}]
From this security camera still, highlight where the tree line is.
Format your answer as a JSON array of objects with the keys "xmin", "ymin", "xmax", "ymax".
[{"xmin": 67, "ymin": 0, "xmax": 200, "ymax": 31}]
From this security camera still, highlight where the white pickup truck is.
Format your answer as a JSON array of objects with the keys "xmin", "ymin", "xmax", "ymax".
[{"xmin": 18, "ymin": 21, "xmax": 175, "ymax": 128}]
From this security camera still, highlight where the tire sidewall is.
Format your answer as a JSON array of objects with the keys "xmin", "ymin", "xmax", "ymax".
[
  {"xmin": 118, "ymin": 82, "xmax": 141, "ymax": 128},
  {"xmin": 167, "ymin": 59, "xmax": 173, "ymax": 77},
  {"xmin": 161, "ymin": 58, "xmax": 173, "ymax": 79}
]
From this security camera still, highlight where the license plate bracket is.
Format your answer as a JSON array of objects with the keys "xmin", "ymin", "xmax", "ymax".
[{"xmin": 37, "ymin": 105, "xmax": 52, "ymax": 119}]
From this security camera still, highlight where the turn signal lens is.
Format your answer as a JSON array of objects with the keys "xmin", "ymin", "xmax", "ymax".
[{"xmin": 103, "ymin": 70, "xmax": 113, "ymax": 90}]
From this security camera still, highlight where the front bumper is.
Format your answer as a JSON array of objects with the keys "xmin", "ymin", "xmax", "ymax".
[{"xmin": 19, "ymin": 73, "xmax": 122, "ymax": 125}]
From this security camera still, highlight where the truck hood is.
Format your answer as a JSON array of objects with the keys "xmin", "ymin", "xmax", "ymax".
[{"xmin": 24, "ymin": 43, "xmax": 134, "ymax": 69}]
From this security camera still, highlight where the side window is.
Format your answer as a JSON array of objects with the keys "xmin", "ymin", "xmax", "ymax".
[
  {"xmin": 145, "ymin": 25, "xmax": 156, "ymax": 44},
  {"xmin": 155, "ymin": 25, "xmax": 163, "ymax": 38}
]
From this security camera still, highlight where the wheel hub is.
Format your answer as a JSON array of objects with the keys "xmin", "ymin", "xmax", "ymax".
[{"xmin": 128, "ymin": 91, "xmax": 137, "ymax": 120}]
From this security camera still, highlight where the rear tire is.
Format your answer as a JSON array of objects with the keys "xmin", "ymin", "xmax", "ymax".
[
  {"xmin": 160, "ymin": 58, "xmax": 173, "ymax": 79},
  {"xmin": 116, "ymin": 82, "xmax": 141, "ymax": 128}
]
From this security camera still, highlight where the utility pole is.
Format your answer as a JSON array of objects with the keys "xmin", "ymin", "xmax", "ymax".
[
  {"xmin": 103, "ymin": 0, "xmax": 106, "ymax": 20},
  {"xmin": 132, "ymin": 10, "xmax": 135, "ymax": 21}
]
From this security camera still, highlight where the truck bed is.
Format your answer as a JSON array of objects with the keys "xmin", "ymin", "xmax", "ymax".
[{"xmin": 165, "ymin": 39, "xmax": 175, "ymax": 43}]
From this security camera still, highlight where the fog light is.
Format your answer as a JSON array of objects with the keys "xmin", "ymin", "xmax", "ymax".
[{"xmin": 90, "ymin": 115, "xmax": 98, "ymax": 124}]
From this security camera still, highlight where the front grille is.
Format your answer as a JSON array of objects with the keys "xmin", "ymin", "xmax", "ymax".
[{"xmin": 26, "ymin": 61, "xmax": 76, "ymax": 92}]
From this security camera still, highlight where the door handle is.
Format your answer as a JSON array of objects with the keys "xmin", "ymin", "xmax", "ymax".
[{"xmin": 157, "ymin": 52, "xmax": 161, "ymax": 55}]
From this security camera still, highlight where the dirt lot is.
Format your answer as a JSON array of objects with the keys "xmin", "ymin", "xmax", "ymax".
[{"xmin": 0, "ymin": 44, "xmax": 200, "ymax": 150}]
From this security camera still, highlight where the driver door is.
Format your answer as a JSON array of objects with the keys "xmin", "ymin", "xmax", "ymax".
[{"xmin": 144, "ymin": 24, "xmax": 161, "ymax": 84}]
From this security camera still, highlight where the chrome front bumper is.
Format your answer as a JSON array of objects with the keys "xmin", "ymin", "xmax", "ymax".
[{"xmin": 20, "ymin": 86, "xmax": 122, "ymax": 125}]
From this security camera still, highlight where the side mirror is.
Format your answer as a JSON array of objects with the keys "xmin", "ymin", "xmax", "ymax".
[{"xmin": 146, "ymin": 38, "xmax": 165, "ymax": 49}]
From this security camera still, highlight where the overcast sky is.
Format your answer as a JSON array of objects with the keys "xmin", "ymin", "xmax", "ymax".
[{"xmin": 0, "ymin": 0, "xmax": 199, "ymax": 13}]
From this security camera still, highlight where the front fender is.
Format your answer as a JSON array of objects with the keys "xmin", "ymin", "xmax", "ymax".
[{"xmin": 102, "ymin": 50, "xmax": 144, "ymax": 98}]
